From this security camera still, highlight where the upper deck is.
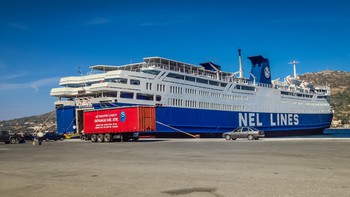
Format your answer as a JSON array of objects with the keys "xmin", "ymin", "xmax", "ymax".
[
  {"xmin": 90, "ymin": 57, "xmax": 233, "ymax": 81},
  {"xmin": 88, "ymin": 57, "xmax": 273, "ymax": 87},
  {"xmin": 54, "ymin": 56, "xmax": 330, "ymax": 99}
]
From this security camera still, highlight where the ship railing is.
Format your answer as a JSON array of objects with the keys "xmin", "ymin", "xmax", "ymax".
[
  {"xmin": 233, "ymin": 79, "xmax": 273, "ymax": 88},
  {"xmin": 143, "ymin": 63, "xmax": 313, "ymax": 92},
  {"xmin": 144, "ymin": 62, "xmax": 280, "ymax": 89},
  {"xmin": 257, "ymin": 83, "xmax": 272, "ymax": 88},
  {"xmin": 118, "ymin": 63, "xmax": 144, "ymax": 72},
  {"xmin": 143, "ymin": 62, "xmax": 230, "ymax": 80}
]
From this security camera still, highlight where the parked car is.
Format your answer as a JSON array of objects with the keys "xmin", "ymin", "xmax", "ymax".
[
  {"xmin": 43, "ymin": 132, "xmax": 65, "ymax": 141},
  {"xmin": 222, "ymin": 127, "xmax": 265, "ymax": 140},
  {"xmin": 0, "ymin": 130, "xmax": 25, "ymax": 144},
  {"xmin": 17, "ymin": 132, "xmax": 34, "ymax": 141}
]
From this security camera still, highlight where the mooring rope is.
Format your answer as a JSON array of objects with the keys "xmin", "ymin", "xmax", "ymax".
[
  {"xmin": 40, "ymin": 105, "xmax": 61, "ymax": 131},
  {"xmin": 156, "ymin": 121, "xmax": 198, "ymax": 139}
]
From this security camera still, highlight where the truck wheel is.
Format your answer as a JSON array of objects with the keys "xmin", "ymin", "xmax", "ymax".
[
  {"xmin": 97, "ymin": 134, "xmax": 104, "ymax": 143},
  {"xmin": 91, "ymin": 134, "xmax": 97, "ymax": 142},
  {"xmin": 104, "ymin": 134, "xmax": 111, "ymax": 142},
  {"xmin": 10, "ymin": 138, "xmax": 17, "ymax": 144},
  {"xmin": 133, "ymin": 137, "xmax": 139, "ymax": 141}
]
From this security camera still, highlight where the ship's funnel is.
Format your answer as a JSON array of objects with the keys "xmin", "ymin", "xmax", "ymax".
[{"xmin": 248, "ymin": 55, "xmax": 271, "ymax": 85}]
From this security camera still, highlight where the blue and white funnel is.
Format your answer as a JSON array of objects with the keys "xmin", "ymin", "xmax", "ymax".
[{"xmin": 248, "ymin": 55, "xmax": 271, "ymax": 85}]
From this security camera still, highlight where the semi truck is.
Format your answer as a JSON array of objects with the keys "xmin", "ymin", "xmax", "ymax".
[{"xmin": 83, "ymin": 106, "xmax": 156, "ymax": 142}]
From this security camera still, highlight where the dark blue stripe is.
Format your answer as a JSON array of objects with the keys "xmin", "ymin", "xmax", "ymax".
[{"xmin": 92, "ymin": 103, "xmax": 333, "ymax": 134}]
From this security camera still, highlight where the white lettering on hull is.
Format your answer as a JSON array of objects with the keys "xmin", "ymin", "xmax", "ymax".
[{"xmin": 239, "ymin": 113, "xmax": 299, "ymax": 127}]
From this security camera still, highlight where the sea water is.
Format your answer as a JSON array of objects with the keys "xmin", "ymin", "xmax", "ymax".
[{"xmin": 324, "ymin": 128, "xmax": 350, "ymax": 138}]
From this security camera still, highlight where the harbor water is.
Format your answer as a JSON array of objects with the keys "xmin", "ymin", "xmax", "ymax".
[{"xmin": 324, "ymin": 128, "xmax": 350, "ymax": 138}]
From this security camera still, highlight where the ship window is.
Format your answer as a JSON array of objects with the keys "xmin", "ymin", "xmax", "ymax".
[
  {"xmin": 120, "ymin": 91, "xmax": 134, "ymax": 99},
  {"xmin": 142, "ymin": 70, "xmax": 161, "ymax": 75},
  {"xmin": 104, "ymin": 92, "xmax": 118, "ymax": 97},
  {"xmin": 156, "ymin": 95, "xmax": 161, "ymax": 101},
  {"xmin": 114, "ymin": 78, "xmax": 127, "ymax": 84},
  {"xmin": 197, "ymin": 78, "xmax": 208, "ymax": 84},
  {"xmin": 235, "ymin": 85, "xmax": 255, "ymax": 91},
  {"xmin": 146, "ymin": 82, "xmax": 153, "ymax": 90},
  {"xmin": 167, "ymin": 73, "xmax": 185, "ymax": 80},
  {"xmin": 130, "ymin": 79, "xmax": 140, "ymax": 85},
  {"xmin": 209, "ymin": 80, "xmax": 219, "ymax": 86},
  {"xmin": 137, "ymin": 93, "xmax": 154, "ymax": 101},
  {"xmin": 220, "ymin": 83, "xmax": 227, "ymax": 87},
  {"xmin": 66, "ymin": 83, "xmax": 86, "ymax": 88},
  {"xmin": 281, "ymin": 91, "xmax": 294, "ymax": 96},
  {"xmin": 185, "ymin": 76, "xmax": 195, "ymax": 82},
  {"xmin": 245, "ymin": 86, "xmax": 254, "ymax": 91}
]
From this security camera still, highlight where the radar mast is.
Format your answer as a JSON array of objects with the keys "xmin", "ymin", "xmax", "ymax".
[{"xmin": 288, "ymin": 60, "xmax": 299, "ymax": 78}]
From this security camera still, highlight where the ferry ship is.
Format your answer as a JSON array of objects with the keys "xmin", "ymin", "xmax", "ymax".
[{"xmin": 50, "ymin": 51, "xmax": 333, "ymax": 137}]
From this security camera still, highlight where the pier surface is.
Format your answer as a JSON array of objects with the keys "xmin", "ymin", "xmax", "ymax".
[{"xmin": 0, "ymin": 137, "xmax": 349, "ymax": 197}]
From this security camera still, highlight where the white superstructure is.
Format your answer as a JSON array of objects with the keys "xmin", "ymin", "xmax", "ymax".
[{"xmin": 51, "ymin": 56, "xmax": 331, "ymax": 115}]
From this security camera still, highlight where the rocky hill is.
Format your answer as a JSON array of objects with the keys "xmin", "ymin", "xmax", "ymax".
[
  {"xmin": 1, "ymin": 70, "xmax": 349, "ymax": 132},
  {"xmin": 0, "ymin": 111, "xmax": 56, "ymax": 133},
  {"xmin": 299, "ymin": 70, "xmax": 350, "ymax": 125},
  {"xmin": 300, "ymin": 70, "xmax": 350, "ymax": 94}
]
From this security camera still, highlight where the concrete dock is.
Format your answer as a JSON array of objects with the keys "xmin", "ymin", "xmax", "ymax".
[{"xmin": 0, "ymin": 137, "xmax": 349, "ymax": 197}]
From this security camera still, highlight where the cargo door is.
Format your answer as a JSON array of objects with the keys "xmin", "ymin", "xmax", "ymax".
[
  {"xmin": 76, "ymin": 109, "xmax": 85, "ymax": 134},
  {"xmin": 138, "ymin": 107, "xmax": 156, "ymax": 131}
]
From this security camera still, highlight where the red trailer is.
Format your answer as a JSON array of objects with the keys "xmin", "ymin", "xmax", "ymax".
[{"xmin": 83, "ymin": 106, "xmax": 156, "ymax": 142}]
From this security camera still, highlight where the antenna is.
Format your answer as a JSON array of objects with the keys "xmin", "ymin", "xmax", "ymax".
[
  {"xmin": 288, "ymin": 60, "xmax": 299, "ymax": 78},
  {"xmin": 78, "ymin": 66, "xmax": 82, "ymax": 76},
  {"xmin": 238, "ymin": 49, "xmax": 243, "ymax": 78}
]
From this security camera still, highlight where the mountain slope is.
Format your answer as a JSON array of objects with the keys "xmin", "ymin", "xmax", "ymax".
[
  {"xmin": 0, "ymin": 111, "xmax": 56, "ymax": 133},
  {"xmin": 300, "ymin": 70, "xmax": 350, "ymax": 125}
]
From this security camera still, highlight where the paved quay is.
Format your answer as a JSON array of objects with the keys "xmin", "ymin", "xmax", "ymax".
[{"xmin": 0, "ymin": 137, "xmax": 349, "ymax": 197}]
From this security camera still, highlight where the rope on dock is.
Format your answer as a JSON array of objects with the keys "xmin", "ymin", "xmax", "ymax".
[
  {"xmin": 156, "ymin": 121, "xmax": 198, "ymax": 139},
  {"xmin": 40, "ymin": 106, "xmax": 61, "ymax": 131}
]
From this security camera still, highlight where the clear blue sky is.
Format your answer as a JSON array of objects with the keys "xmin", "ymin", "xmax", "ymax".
[{"xmin": 0, "ymin": 0, "xmax": 350, "ymax": 121}]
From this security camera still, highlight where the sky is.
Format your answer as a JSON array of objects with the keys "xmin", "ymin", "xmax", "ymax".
[{"xmin": 0, "ymin": 0, "xmax": 350, "ymax": 121}]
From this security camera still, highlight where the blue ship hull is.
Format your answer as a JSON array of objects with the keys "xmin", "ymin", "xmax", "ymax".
[
  {"xmin": 56, "ymin": 102, "xmax": 333, "ymax": 137},
  {"xmin": 154, "ymin": 107, "xmax": 333, "ymax": 137}
]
